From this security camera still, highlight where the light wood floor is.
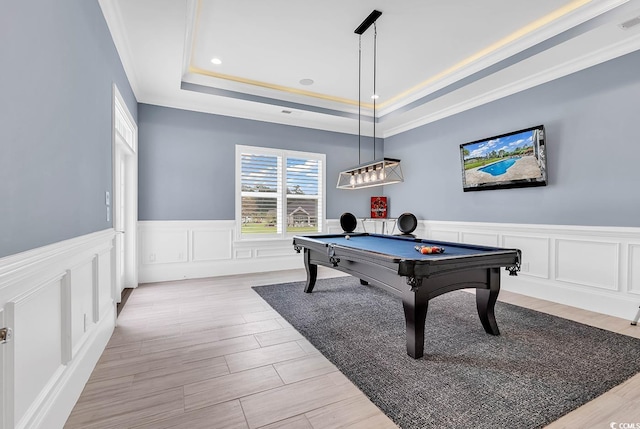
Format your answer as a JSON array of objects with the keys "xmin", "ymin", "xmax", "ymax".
[{"xmin": 65, "ymin": 268, "xmax": 640, "ymax": 429}]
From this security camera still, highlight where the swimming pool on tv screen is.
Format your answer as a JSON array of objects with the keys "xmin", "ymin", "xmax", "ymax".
[{"xmin": 479, "ymin": 157, "xmax": 519, "ymax": 176}]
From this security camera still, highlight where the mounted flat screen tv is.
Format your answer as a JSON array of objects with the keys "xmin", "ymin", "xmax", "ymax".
[{"xmin": 460, "ymin": 125, "xmax": 547, "ymax": 192}]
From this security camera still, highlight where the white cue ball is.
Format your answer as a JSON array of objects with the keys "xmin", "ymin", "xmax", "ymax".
[{"xmin": 345, "ymin": 235, "xmax": 350, "ymax": 240}]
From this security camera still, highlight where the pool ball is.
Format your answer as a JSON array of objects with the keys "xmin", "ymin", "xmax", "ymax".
[{"xmin": 345, "ymin": 235, "xmax": 350, "ymax": 240}]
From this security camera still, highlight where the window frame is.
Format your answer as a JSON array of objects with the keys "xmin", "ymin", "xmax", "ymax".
[{"xmin": 235, "ymin": 144, "xmax": 326, "ymax": 241}]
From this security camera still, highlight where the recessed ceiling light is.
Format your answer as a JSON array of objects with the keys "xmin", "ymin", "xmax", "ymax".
[
  {"xmin": 299, "ymin": 78, "xmax": 314, "ymax": 86},
  {"xmin": 210, "ymin": 58, "xmax": 222, "ymax": 65},
  {"xmin": 371, "ymin": 94, "xmax": 379, "ymax": 100}
]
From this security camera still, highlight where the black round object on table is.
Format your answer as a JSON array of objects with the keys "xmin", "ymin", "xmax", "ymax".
[
  {"xmin": 339, "ymin": 212, "xmax": 358, "ymax": 233},
  {"xmin": 397, "ymin": 212, "xmax": 417, "ymax": 235}
]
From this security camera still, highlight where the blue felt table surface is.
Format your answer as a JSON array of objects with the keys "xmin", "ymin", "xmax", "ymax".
[{"xmin": 319, "ymin": 234, "xmax": 496, "ymax": 260}]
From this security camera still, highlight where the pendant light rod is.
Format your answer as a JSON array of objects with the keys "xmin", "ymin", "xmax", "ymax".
[
  {"xmin": 358, "ymin": 34, "xmax": 362, "ymax": 164},
  {"xmin": 354, "ymin": 10, "xmax": 382, "ymax": 165},
  {"xmin": 373, "ymin": 23, "xmax": 377, "ymax": 161},
  {"xmin": 354, "ymin": 10, "xmax": 382, "ymax": 35},
  {"xmin": 337, "ymin": 9, "xmax": 404, "ymax": 191}
]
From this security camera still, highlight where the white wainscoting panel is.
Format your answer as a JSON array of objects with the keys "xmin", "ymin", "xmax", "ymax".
[
  {"xmin": 235, "ymin": 249, "xmax": 252, "ymax": 259},
  {"xmin": 629, "ymin": 244, "xmax": 640, "ymax": 294},
  {"xmin": 138, "ymin": 219, "xmax": 640, "ymax": 321},
  {"xmin": 424, "ymin": 220, "xmax": 640, "ymax": 320},
  {"xmin": 138, "ymin": 221, "xmax": 303, "ymax": 283},
  {"xmin": 461, "ymin": 232, "xmax": 499, "ymax": 247},
  {"xmin": 0, "ymin": 307, "xmax": 5, "ymax": 429},
  {"xmin": 429, "ymin": 229, "xmax": 460, "ymax": 243},
  {"xmin": 10, "ymin": 278, "xmax": 64, "ymax": 427},
  {"xmin": 97, "ymin": 250, "xmax": 112, "ymax": 320},
  {"xmin": 141, "ymin": 229, "xmax": 189, "ymax": 264},
  {"xmin": 70, "ymin": 261, "xmax": 94, "ymax": 354},
  {"xmin": 502, "ymin": 235, "xmax": 550, "ymax": 279},
  {"xmin": 0, "ymin": 229, "xmax": 116, "ymax": 429},
  {"xmin": 192, "ymin": 229, "xmax": 233, "ymax": 262},
  {"xmin": 255, "ymin": 245, "xmax": 297, "ymax": 258},
  {"xmin": 555, "ymin": 239, "xmax": 619, "ymax": 291}
]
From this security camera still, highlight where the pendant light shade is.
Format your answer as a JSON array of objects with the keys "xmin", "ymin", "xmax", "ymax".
[
  {"xmin": 337, "ymin": 158, "xmax": 403, "ymax": 190},
  {"xmin": 337, "ymin": 10, "xmax": 403, "ymax": 190}
]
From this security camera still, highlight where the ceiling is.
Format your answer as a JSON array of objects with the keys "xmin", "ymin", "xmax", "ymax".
[{"xmin": 99, "ymin": 0, "xmax": 640, "ymax": 137}]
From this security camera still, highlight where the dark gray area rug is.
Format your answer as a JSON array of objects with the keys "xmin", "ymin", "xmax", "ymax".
[{"xmin": 253, "ymin": 276, "xmax": 640, "ymax": 429}]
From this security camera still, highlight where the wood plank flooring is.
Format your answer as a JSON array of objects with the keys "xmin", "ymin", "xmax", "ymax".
[{"xmin": 65, "ymin": 268, "xmax": 640, "ymax": 428}]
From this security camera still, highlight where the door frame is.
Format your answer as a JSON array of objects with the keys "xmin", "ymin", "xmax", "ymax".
[{"xmin": 112, "ymin": 84, "xmax": 138, "ymax": 303}]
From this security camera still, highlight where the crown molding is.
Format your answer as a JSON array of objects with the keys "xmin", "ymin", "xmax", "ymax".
[
  {"xmin": 378, "ymin": 0, "xmax": 631, "ymax": 116},
  {"xmin": 383, "ymin": 31, "xmax": 640, "ymax": 138},
  {"xmin": 99, "ymin": 0, "xmax": 142, "ymax": 100}
]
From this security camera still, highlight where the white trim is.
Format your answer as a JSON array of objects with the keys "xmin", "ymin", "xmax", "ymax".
[
  {"xmin": 138, "ymin": 220, "xmax": 303, "ymax": 283},
  {"xmin": 30, "ymin": 306, "xmax": 114, "ymax": 429},
  {"xmin": 112, "ymin": 83, "xmax": 139, "ymax": 294},
  {"xmin": 383, "ymin": 30, "xmax": 640, "ymax": 138},
  {"xmin": 0, "ymin": 230, "xmax": 116, "ymax": 429},
  {"xmin": 0, "ymin": 230, "xmax": 114, "ymax": 301},
  {"xmin": 423, "ymin": 219, "xmax": 640, "ymax": 320},
  {"xmin": 0, "ymin": 308, "xmax": 5, "ymax": 429},
  {"xmin": 378, "ymin": 0, "xmax": 631, "ymax": 117},
  {"xmin": 137, "ymin": 219, "xmax": 640, "ymax": 320},
  {"xmin": 98, "ymin": 0, "xmax": 142, "ymax": 99},
  {"xmin": 554, "ymin": 239, "xmax": 620, "ymax": 291}
]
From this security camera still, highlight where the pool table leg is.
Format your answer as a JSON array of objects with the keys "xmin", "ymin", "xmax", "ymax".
[
  {"xmin": 402, "ymin": 288, "xmax": 428, "ymax": 359},
  {"xmin": 303, "ymin": 249, "xmax": 318, "ymax": 293},
  {"xmin": 476, "ymin": 267, "xmax": 501, "ymax": 336}
]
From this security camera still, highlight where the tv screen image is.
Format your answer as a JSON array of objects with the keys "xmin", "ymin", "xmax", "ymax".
[{"xmin": 460, "ymin": 125, "xmax": 547, "ymax": 192}]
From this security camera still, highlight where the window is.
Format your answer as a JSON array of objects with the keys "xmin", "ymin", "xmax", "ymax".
[{"xmin": 236, "ymin": 145, "xmax": 325, "ymax": 238}]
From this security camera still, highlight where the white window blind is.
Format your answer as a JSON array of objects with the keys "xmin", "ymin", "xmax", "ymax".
[{"xmin": 237, "ymin": 146, "xmax": 325, "ymax": 238}]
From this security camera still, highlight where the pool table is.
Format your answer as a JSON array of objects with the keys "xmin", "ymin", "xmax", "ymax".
[{"xmin": 292, "ymin": 233, "xmax": 521, "ymax": 359}]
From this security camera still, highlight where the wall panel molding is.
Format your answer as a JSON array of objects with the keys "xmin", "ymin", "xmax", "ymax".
[
  {"xmin": 460, "ymin": 232, "xmax": 499, "ymax": 247},
  {"xmin": 138, "ymin": 221, "xmax": 303, "ymax": 283},
  {"xmin": 555, "ymin": 239, "xmax": 619, "ymax": 291},
  {"xmin": 629, "ymin": 244, "xmax": 640, "ymax": 295},
  {"xmin": 0, "ymin": 229, "xmax": 116, "ymax": 429},
  {"xmin": 502, "ymin": 235, "xmax": 550, "ymax": 279},
  {"xmin": 138, "ymin": 219, "xmax": 640, "ymax": 320},
  {"xmin": 424, "ymin": 220, "xmax": 640, "ymax": 320}
]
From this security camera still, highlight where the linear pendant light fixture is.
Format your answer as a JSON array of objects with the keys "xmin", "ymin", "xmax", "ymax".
[{"xmin": 337, "ymin": 10, "xmax": 404, "ymax": 190}]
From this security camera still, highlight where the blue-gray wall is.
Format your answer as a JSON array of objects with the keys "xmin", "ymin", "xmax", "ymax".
[
  {"xmin": 3, "ymin": 2, "xmax": 638, "ymax": 261},
  {"xmin": 384, "ymin": 50, "xmax": 640, "ymax": 227},
  {"xmin": 139, "ymin": 51, "xmax": 640, "ymax": 228},
  {"xmin": 0, "ymin": 0, "xmax": 137, "ymax": 258},
  {"xmin": 138, "ymin": 104, "xmax": 381, "ymax": 221}
]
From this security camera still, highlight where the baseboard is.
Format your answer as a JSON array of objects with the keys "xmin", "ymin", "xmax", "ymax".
[{"xmin": 502, "ymin": 275, "xmax": 635, "ymax": 320}]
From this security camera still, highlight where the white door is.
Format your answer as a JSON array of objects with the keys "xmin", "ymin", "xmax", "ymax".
[{"xmin": 112, "ymin": 85, "xmax": 138, "ymax": 302}]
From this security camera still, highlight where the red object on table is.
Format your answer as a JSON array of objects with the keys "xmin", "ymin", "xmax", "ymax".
[{"xmin": 371, "ymin": 196, "xmax": 388, "ymax": 219}]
